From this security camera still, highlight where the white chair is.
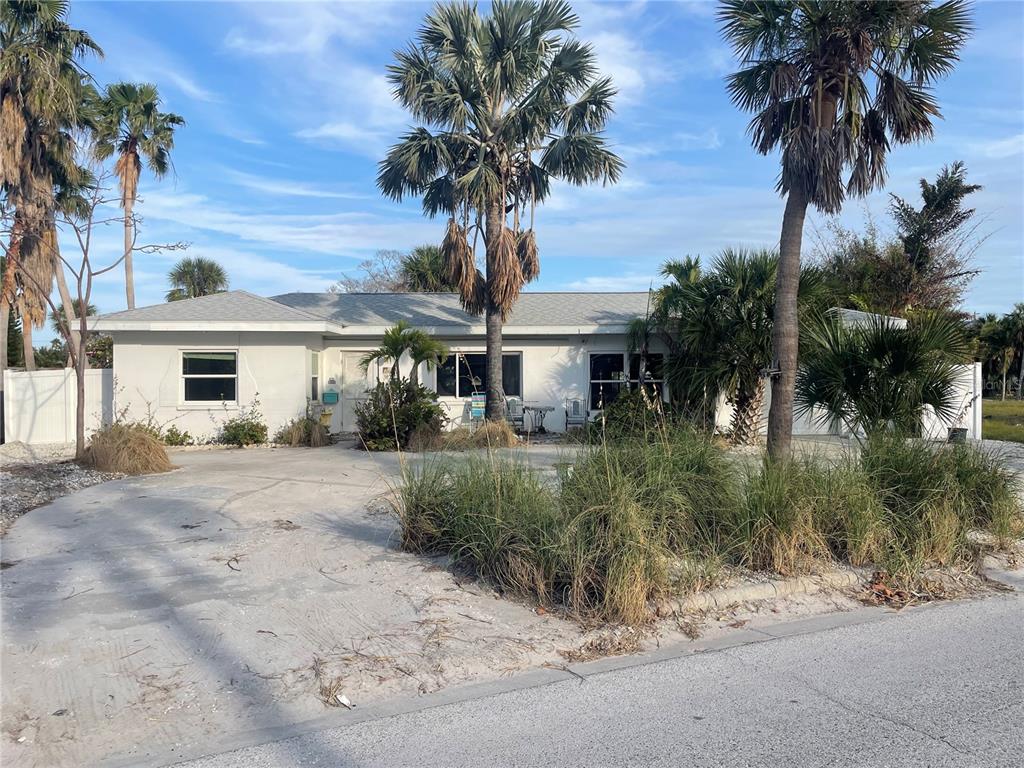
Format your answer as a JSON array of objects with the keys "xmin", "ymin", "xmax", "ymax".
[
  {"xmin": 505, "ymin": 396, "xmax": 525, "ymax": 432},
  {"xmin": 565, "ymin": 398, "xmax": 587, "ymax": 429}
]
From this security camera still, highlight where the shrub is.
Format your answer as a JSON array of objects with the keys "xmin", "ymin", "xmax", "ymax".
[
  {"xmin": 275, "ymin": 408, "xmax": 330, "ymax": 448},
  {"xmin": 355, "ymin": 379, "xmax": 446, "ymax": 451},
  {"xmin": 590, "ymin": 388, "xmax": 667, "ymax": 443},
  {"xmin": 161, "ymin": 425, "xmax": 193, "ymax": 446},
  {"xmin": 219, "ymin": 398, "xmax": 268, "ymax": 447},
  {"xmin": 82, "ymin": 423, "xmax": 174, "ymax": 475}
]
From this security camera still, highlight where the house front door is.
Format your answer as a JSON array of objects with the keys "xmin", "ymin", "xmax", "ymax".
[{"xmin": 340, "ymin": 352, "xmax": 373, "ymax": 431}]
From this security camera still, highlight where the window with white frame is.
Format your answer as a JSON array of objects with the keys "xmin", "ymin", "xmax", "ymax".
[
  {"xmin": 182, "ymin": 351, "xmax": 237, "ymax": 403},
  {"xmin": 589, "ymin": 353, "xmax": 625, "ymax": 409},
  {"xmin": 435, "ymin": 353, "xmax": 522, "ymax": 398},
  {"xmin": 629, "ymin": 352, "xmax": 664, "ymax": 399},
  {"xmin": 310, "ymin": 350, "xmax": 320, "ymax": 401},
  {"xmin": 589, "ymin": 352, "xmax": 664, "ymax": 409}
]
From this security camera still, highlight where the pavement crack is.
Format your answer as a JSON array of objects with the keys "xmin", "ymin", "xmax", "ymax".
[{"xmin": 720, "ymin": 648, "xmax": 977, "ymax": 758}]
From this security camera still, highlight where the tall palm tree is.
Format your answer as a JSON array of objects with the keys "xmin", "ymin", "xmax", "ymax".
[
  {"xmin": 796, "ymin": 312, "xmax": 969, "ymax": 437},
  {"xmin": 378, "ymin": 0, "xmax": 622, "ymax": 420},
  {"xmin": 1, "ymin": 0, "xmax": 101, "ymax": 372},
  {"xmin": 719, "ymin": 0, "xmax": 972, "ymax": 458},
  {"xmin": 398, "ymin": 245, "xmax": 456, "ymax": 292},
  {"xmin": 166, "ymin": 256, "xmax": 229, "ymax": 302},
  {"xmin": 94, "ymin": 82, "xmax": 184, "ymax": 309}
]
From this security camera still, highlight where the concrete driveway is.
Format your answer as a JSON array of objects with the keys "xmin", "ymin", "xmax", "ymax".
[{"xmin": 0, "ymin": 445, "xmax": 582, "ymax": 768}]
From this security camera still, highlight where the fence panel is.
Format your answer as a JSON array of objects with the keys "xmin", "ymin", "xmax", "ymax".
[{"xmin": 2, "ymin": 368, "xmax": 113, "ymax": 445}]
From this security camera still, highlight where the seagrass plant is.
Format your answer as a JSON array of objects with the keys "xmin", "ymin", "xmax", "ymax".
[{"xmin": 378, "ymin": 0, "xmax": 623, "ymax": 419}]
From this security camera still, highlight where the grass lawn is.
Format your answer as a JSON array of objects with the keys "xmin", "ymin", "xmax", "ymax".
[{"xmin": 982, "ymin": 399, "xmax": 1024, "ymax": 443}]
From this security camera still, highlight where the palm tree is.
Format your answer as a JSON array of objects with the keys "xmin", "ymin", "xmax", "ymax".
[
  {"xmin": 719, "ymin": 0, "xmax": 972, "ymax": 458},
  {"xmin": 398, "ymin": 245, "xmax": 456, "ymax": 292},
  {"xmin": 360, "ymin": 321, "xmax": 449, "ymax": 386},
  {"xmin": 665, "ymin": 251, "xmax": 775, "ymax": 445},
  {"xmin": 166, "ymin": 256, "xmax": 229, "ymax": 302},
  {"xmin": 49, "ymin": 299, "xmax": 96, "ymax": 336},
  {"xmin": 407, "ymin": 332, "xmax": 449, "ymax": 387},
  {"xmin": 378, "ymin": 0, "xmax": 622, "ymax": 420},
  {"xmin": 1, "ymin": 0, "xmax": 101, "ymax": 372},
  {"xmin": 796, "ymin": 312, "xmax": 969, "ymax": 437},
  {"xmin": 94, "ymin": 82, "xmax": 184, "ymax": 309}
]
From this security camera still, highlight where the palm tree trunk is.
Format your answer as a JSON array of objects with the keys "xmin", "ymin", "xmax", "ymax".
[
  {"xmin": 731, "ymin": 380, "xmax": 765, "ymax": 447},
  {"xmin": 123, "ymin": 197, "xmax": 135, "ymax": 309},
  {"xmin": 484, "ymin": 198, "xmax": 504, "ymax": 421},
  {"xmin": 1017, "ymin": 346, "xmax": 1023, "ymax": 399},
  {"xmin": 20, "ymin": 307, "xmax": 35, "ymax": 372},
  {"xmin": 53, "ymin": 254, "xmax": 86, "ymax": 368},
  {"xmin": 1002, "ymin": 366, "xmax": 1007, "ymax": 401},
  {"xmin": 766, "ymin": 186, "xmax": 808, "ymax": 459}
]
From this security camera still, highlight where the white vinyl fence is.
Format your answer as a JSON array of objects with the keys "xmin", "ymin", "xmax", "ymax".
[
  {"xmin": 714, "ymin": 362, "xmax": 984, "ymax": 440},
  {"xmin": 2, "ymin": 368, "xmax": 113, "ymax": 445}
]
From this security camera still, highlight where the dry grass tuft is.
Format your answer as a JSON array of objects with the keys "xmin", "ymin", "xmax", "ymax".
[
  {"xmin": 438, "ymin": 420, "xmax": 519, "ymax": 451},
  {"xmin": 82, "ymin": 424, "xmax": 174, "ymax": 475}
]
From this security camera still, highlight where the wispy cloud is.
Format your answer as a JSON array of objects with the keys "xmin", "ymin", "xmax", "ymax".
[
  {"xmin": 140, "ymin": 189, "xmax": 438, "ymax": 257},
  {"xmin": 224, "ymin": 2, "xmax": 408, "ymax": 56},
  {"xmin": 565, "ymin": 274, "xmax": 661, "ymax": 291},
  {"xmin": 224, "ymin": 170, "xmax": 369, "ymax": 200},
  {"xmin": 970, "ymin": 133, "xmax": 1024, "ymax": 159}
]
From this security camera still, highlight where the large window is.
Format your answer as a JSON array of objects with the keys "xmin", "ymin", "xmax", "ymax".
[
  {"xmin": 436, "ymin": 353, "xmax": 522, "ymax": 398},
  {"xmin": 182, "ymin": 351, "xmax": 237, "ymax": 403},
  {"xmin": 629, "ymin": 353, "xmax": 664, "ymax": 400},
  {"xmin": 589, "ymin": 353, "xmax": 625, "ymax": 409},
  {"xmin": 589, "ymin": 352, "xmax": 664, "ymax": 408}
]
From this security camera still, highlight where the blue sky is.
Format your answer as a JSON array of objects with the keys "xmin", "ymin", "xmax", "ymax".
[{"xmin": 68, "ymin": 0, "xmax": 1024, "ymax": 326}]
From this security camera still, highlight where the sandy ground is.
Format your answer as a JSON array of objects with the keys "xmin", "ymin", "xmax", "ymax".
[{"xmin": 0, "ymin": 442, "xmax": 880, "ymax": 768}]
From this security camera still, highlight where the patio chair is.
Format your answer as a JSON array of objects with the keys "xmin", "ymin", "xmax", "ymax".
[
  {"xmin": 565, "ymin": 397, "xmax": 587, "ymax": 430},
  {"xmin": 505, "ymin": 396, "xmax": 525, "ymax": 433}
]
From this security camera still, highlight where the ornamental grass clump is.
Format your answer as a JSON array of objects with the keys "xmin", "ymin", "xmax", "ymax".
[
  {"xmin": 83, "ymin": 423, "xmax": 174, "ymax": 475},
  {"xmin": 394, "ymin": 427, "xmax": 735, "ymax": 624}
]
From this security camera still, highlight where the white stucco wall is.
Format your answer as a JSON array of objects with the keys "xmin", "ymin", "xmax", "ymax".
[
  {"xmin": 108, "ymin": 330, "xmax": 662, "ymax": 438},
  {"xmin": 320, "ymin": 333, "xmax": 667, "ymax": 433},
  {"xmin": 110, "ymin": 330, "xmax": 322, "ymax": 440}
]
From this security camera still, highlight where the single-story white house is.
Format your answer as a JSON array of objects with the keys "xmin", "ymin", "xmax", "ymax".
[
  {"xmin": 91, "ymin": 290, "xmax": 668, "ymax": 438},
  {"xmin": 1, "ymin": 291, "xmax": 983, "ymax": 445}
]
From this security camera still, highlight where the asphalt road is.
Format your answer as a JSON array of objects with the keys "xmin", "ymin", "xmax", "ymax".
[{"xmin": 173, "ymin": 580, "xmax": 1024, "ymax": 768}]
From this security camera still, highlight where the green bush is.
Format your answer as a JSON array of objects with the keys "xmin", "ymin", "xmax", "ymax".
[
  {"xmin": 219, "ymin": 398, "xmax": 268, "ymax": 447},
  {"xmin": 355, "ymin": 379, "xmax": 446, "ymax": 451},
  {"xmin": 590, "ymin": 388, "xmax": 668, "ymax": 443},
  {"xmin": 161, "ymin": 425, "xmax": 193, "ymax": 446}
]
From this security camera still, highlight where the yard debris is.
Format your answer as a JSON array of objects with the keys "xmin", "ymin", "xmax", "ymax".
[
  {"xmin": 862, "ymin": 572, "xmax": 915, "ymax": 608},
  {"xmin": 273, "ymin": 519, "xmax": 301, "ymax": 531},
  {"xmin": 559, "ymin": 627, "xmax": 646, "ymax": 663},
  {"xmin": 180, "ymin": 521, "xmax": 207, "ymax": 529}
]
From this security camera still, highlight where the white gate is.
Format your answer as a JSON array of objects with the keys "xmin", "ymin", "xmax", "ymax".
[{"xmin": 2, "ymin": 368, "xmax": 113, "ymax": 445}]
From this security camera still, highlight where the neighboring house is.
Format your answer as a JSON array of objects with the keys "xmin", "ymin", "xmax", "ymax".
[{"xmin": 91, "ymin": 290, "xmax": 667, "ymax": 438}]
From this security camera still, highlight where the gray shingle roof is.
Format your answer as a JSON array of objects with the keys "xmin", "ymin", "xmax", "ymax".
[
  {"xmin": 272, "ymin": 292, "xmax": 650, "ymax": 329},
  {"xmin": 96, "ymin": 290, "xmax": 326, "ymax": 323},
  {"xmin": 94, "ymin": 290, "xmax": 651, "ymax": 331}
]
